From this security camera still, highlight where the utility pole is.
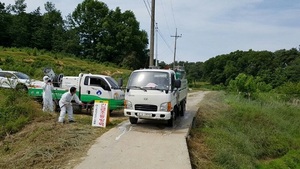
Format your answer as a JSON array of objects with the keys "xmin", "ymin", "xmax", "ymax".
[
  {"xmin": 155, "ymin": 23, "xmax": 158, "ymax": 66},
  {"xmin": 171, "ymin": 28, "xmax": 182, "ymax": 69},
  {"xmin": 149, "ymin": 0, "xmax": 155, "ymax": 67}
]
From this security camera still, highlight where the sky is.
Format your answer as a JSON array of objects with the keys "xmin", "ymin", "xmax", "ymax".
[{"xmin": 2, "ymin": 0, "xmax": 300, "ymax": 64}]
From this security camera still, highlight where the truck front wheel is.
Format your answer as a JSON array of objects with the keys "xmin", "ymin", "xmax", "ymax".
[
  {"xmin": 167, "ymin": 112, "xmax": 175, "ymax": 127},
  {"xmin": 180, "ymin": 101, "xmax": 186, "ymax": 116},
  {"xmin": 129, "ymin": 117, "xmax": 138, "ymax": 124}
]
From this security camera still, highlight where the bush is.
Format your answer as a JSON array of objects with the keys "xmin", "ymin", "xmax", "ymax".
[{"xmin": 276, "ymin": 82, "xmax": 300, "ymax": 95}]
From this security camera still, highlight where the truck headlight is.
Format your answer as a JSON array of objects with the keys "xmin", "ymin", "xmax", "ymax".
[
  {"xmin": 160, "ymin": 102, "xmax": 171, "ymax": 112},
  {"xmin": 124, "ymin": 100, "xmax": 133, "ymax": 109}
]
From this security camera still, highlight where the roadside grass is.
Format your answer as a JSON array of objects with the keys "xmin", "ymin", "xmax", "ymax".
[
  {"xmin": 0, "ymin": 113, "xmax": 116, "ymax": 169},
  {"xmin": 188, "ymin": 91, "xmax": 300, "ymax": 169},
  {"xmin": 188, "ymin": 81, "xmax": 225, "ymax": 91},
  {"xmin": 0, "ymin": 88, "xmax": 125, "ymax": 168}
]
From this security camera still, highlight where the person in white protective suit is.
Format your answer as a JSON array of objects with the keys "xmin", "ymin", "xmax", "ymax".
[
  {"xmin": 58, "ymin": 86, "xmax": 83, "ymax": 123},
  {"xmin": 42, "ymin": 76, "xmax": 54, "ymax": 112}
]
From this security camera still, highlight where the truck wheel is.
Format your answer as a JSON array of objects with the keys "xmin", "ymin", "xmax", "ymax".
[
  {"xmin": 16, "ymin": 84, "xmax": 28, "ymax": 92},
  {"xmin": 167, "ymin": 112, "xmax": 175, "ymax": 127},
  {"xmin": 180, "ymin": 101, "xmax": 186, "ymax": 116},
  {"xmin": 53, "ymin": 100, "xmax": 60, "ymax": 112},
  {"xmin": 129, "ymin": 117, "xmax": 138, "ymax": 124}
]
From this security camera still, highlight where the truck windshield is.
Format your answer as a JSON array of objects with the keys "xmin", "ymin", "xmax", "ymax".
[
  {"xmin": 105, "ymin": 77, "xmax": 120, "ymax": 89},
  {"xmin": 127, "ymin": 71, "xmax": 169, "ymax": 90}
]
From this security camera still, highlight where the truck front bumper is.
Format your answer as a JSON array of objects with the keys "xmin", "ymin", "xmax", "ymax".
[{"xmin": 124, "ymin": 109, "xmax": 171, "ymax": 120}]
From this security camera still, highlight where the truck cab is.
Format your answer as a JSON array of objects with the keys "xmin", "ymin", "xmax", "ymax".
[
  {"xmin": 28, "ymin": 72, "xmax": 125, "ymax": 113},
  {"xmin": 124, "ymin": 68, "xmax": 187, "ymax": 127},
  {"xmin": 76, "ymin": 74, "xmax": 124, "ymax": 109}
]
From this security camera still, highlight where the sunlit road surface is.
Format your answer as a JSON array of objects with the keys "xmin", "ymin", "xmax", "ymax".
[{"xmin": 74, "ymin": 91, "xmax": 207, "ymax": 169}]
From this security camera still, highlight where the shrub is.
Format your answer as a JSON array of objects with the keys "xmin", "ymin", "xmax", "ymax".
[{"xmin": 276, "ymin": 82, "xmax": 300, "ymax": 95}]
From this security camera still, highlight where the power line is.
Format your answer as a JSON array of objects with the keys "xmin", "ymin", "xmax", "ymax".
[
  {"xmin": 170, "ymin": 0, "xmax": 177, "ymax": 28},
  {"xmin": 142, "ymin": 0, "xmax": 179, "ymax": 64},
  {"xmin": 157, "ymin": 28, "xmax": 173, "ymax": 53},
  {"xmin": 159, "ymin": 0, "xmax": 171, "ymax": 37},
  {"xmin": 143, "ymin": 0, "xmax": 151, "ymax": 17}
]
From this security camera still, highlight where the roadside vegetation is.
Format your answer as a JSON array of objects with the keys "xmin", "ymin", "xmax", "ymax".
[
  {"xmin": 0, "ymin": 88, "xmax": 126, "ymax": 169},
  {"xmin": 188, "ymin": 91, "xmax": 300, "ymax": 169}
]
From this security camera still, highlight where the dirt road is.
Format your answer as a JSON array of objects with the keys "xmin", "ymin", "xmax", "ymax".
[{"xmin": 74, "ymin": 91, "xmax": 207, "ymax": 169}]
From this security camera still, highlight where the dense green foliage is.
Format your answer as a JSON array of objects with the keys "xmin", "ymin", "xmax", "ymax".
[
  {"xmin": 0, "ymin": 0, "xmax": 148, "ymax": 69},
  {"xmin": 185, "ymin": 49, "xmax": 300, "ymax": 89},
  {"xmin": 189, "ymin": 91, "xmax": 300, "ymax": 169}
]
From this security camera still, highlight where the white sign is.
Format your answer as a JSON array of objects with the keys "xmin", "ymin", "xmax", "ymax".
[{"xmin": 92, "ymin": 100, "xmax": 109, "ymax": 127}]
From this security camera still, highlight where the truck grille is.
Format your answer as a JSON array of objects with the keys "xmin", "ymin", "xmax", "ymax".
[{"xmin": 135, "ymin": 104, "xmax": 157, "ymax": 112}]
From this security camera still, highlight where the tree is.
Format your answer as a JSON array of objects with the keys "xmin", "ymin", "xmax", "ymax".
[
  {"xmin": 0, "ymin": 2, "xmax": 12, "ymax": 46},
  {"xmin": 68, "ymin": 0, "xmax": 110, "ymax": 59},
  {"xmin": 9, "ymin": 0, "xmax": 26, "ymax": 14},
  {"xmin": 228, "ymin": 73, "xmax": 256, "ymax": 98},
  {"xmin": 68, "ymin": 0, "xmax": 148, "ymax": 68},
  {"xmin": 32, "ymin": 2, "xmax": 64, "ymax": 51},
  {"xmin": 185, "ymin": 61, "xmax": 204, "ymax": 84},
  {"xmin": 9, "ymin": 0, "xmax": 30, "ymax": 47}
]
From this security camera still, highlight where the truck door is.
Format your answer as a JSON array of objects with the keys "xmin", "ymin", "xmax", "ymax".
[{"xmin": 80, "ymin": 76, "xmax": 112, "ymax": 102}]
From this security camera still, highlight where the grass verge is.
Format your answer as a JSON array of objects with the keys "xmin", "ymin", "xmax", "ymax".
[
  {"xmin": 0, "ymin": 89, "xmax": 126, "ymax": 169},
  {"xmin": 0, "ymin": 112, "xmax": 125, "ymax": 169},
  {"xmin": 188, "ymin": 91, "xmax": 300, "ymax": 169}
]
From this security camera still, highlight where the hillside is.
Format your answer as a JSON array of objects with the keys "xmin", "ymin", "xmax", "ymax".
[{"xmin": 0, "ymin": 47, "xmax": 132, "ymax": 81}]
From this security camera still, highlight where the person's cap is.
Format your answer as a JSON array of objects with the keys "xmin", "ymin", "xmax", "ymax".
[{"xmin": 43, "ymin": 76, "xmax": 49, "ymax": 82}]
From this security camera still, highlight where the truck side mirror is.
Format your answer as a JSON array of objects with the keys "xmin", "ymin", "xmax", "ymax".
[
  {"xmin": 118, "ymin": 78, "xmax": 123, "ymax": 87},
  {"xmin": 175, "ymin": 80, "xmax": 181, "ymax": 88}
]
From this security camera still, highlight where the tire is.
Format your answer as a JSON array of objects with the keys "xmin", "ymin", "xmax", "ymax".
[
  {"xmin": 180, "ymin": 101, "xmax": 186, "ymax": 116},
  {"xmin": 129, "ymin": 117, "xmax": 138, "ymax": 124},
  {"xmin": 53, "ymin": 100, "xmax": 60, "ymax": 112},
  {"xmin": 16, "ymin": 84, "xmax": 28, "ymax": 92},
  {"xmin": 167, "ymin": 112, "xmax": 175, "ymax": 127}
]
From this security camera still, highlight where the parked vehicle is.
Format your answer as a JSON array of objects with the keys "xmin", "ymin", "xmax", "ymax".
[
  {"xmin": 28, "ymin": 68, "xmax": 125, "ymax": 113},
  {"xmin": 124, "ymin": 67, "xmax": 188, "ymax": 127},
  {"xmin": 0, "ymin": 69, "xmax": 33, "ymax": 91}
]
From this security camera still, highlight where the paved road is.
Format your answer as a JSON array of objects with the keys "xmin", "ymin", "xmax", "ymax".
[{"xmin": 74, "ymin": 91, "xmax": 207, "ymax": 169}]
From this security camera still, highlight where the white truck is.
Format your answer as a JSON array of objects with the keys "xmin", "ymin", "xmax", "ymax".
[
  {"xmin": 28, "ymin": 68, "xmax": 125, "ymax": 113},
  {"xmin": 124, "ymin": 67, "xmax": 188, "ymax": 127}
]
